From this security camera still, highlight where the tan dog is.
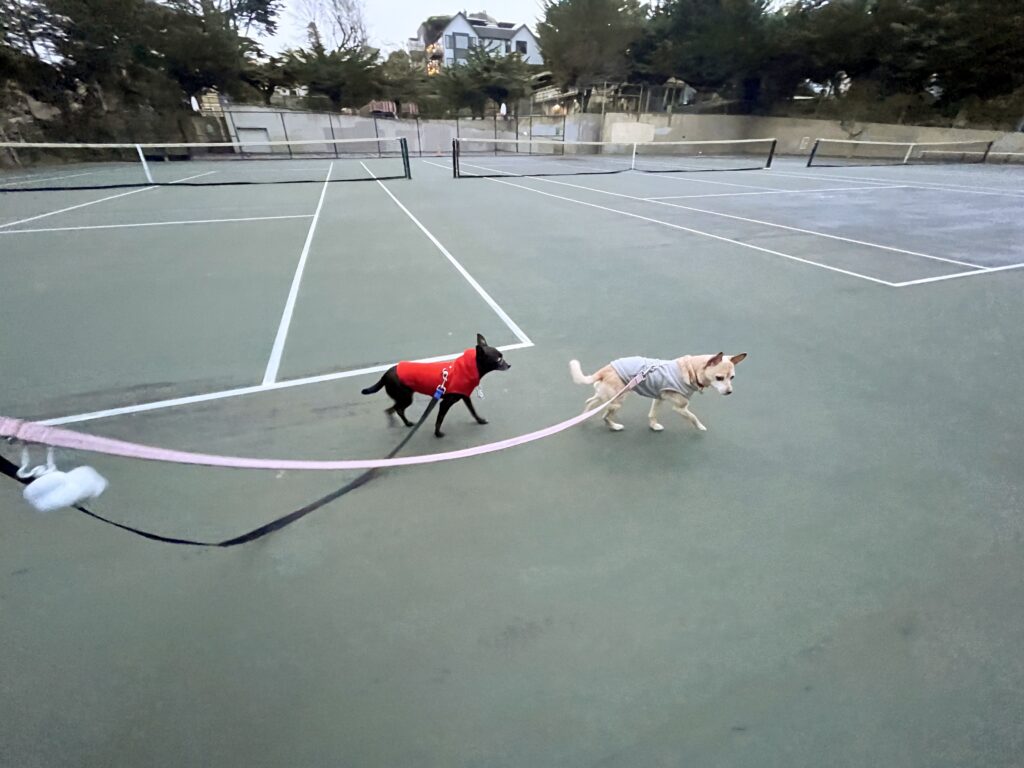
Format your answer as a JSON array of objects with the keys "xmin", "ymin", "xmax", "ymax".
[{"xmin": 569, "ymin": 353, "xmax": 746, "ymax": 432}]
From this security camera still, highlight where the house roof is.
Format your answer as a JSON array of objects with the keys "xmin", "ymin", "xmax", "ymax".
[{"xmin": 435, "ymin": 12, "xmax": 537, "ymax": 43}]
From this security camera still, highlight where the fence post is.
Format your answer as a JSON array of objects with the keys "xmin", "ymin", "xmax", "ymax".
[
  {"xmin": 280, "ymin": 111, "xmax": 292, "ymax": 157},
  {"xmin": 328, "ymin": 113, "xmax": 339, "ymax": 157},
  {"xmin": 225, "ymin": 109, "xmax": 240, "ymax": 151}
]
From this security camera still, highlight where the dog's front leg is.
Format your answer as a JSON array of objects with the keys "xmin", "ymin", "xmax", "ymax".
[
  {"xmin": 648, "ymin": 397, "xmax": 665, "ymax": 432},
  {"xmin": 435, "ymin": 395, "xmax": 459, "ymax": 437},
  {"xmin": 461, "ymin": 395, "xmax": 487, "ymax": 424},
  {"xmin": 672, "ymin": 401, "xmax": 707, "ymax": 432}
]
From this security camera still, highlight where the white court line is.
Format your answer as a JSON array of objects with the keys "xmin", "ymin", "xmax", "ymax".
[
  {"xmin": 644, "ymin": 185, "xmax": 910, "ymax": 200},
  {"xmin": 456, "ymin": 159, "xmax": 982, "ymax": 270},
  {"xmin": 0, "ymin": 170, "xmax": 216, "ymax": 230},
  {"xmin": 0, "ymin": 214, "xmax": 313, "ymax": 236},
  {"xmin": 362, "ymin": 161, "xmax": 533, "ymax": 346},
  {"xmin": 0, "ymin": 170, "xmax": 103, "ymax": 187},
  {"xmin": 261, "ymin": 163, "xmax": 334, "ymax": 386},
  {"xmin": 892, "ymin": 262, "xmax": 1024, "ymax": 288},
  {"xmin": 637, "ymin": 169, "xmax": 785, "ymax": 191},
  {"xmin": 38, "ymin": 342, "xmax": 534, "ymax": 426},
  {"xmin": 423, "ymin": 160, "xmax": 895, "ymax": 287},
  {"xmin": 772, "ymin": 169, "xmax": 1024, "ymax": 198}
]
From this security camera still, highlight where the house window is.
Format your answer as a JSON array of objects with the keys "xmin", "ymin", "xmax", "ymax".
[
  {"xmin": 516, "ymin": 40, "xmax": 527, "ymax": 54},
  {"xmin": 504, "ymin": 41, "xmax": 511, "ymax": 53},
  {"xmin": 454, "ymin": 33, "xmax": 470, "ymax": 49},
  {"xmin": 445, "ymin": 34, "xmax": 453, "ymax": 49}
]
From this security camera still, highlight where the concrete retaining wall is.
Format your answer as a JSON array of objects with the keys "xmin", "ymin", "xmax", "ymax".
[{"xmin": 218, "ymin": 106, "xmax": 1024, "ymax": 162}]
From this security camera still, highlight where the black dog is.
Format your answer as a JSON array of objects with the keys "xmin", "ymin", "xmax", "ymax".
[{"xmin": 361, "ymin": 334, "xmax": 511, "ymax": 437}]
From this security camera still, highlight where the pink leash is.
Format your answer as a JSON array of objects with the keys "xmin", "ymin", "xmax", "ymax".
[{"xmin": 0, "ymin": 373, "xmax": 645, "ymax": 471}]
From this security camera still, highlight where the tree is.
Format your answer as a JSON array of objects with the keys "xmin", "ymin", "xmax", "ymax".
[
  {"xmin": 283, "ymin": 22, "xmax": 379, "ymax": 109},
  {"xmin": 290, "ymin": 0, "xmax": 367, "ymax": 49},
  {"xmin": 379, "ymin": 50, "xmax": 426, "ymax": 113},
  {"xmin": 433, "ymin": 48, "xmax": 532, "ymax": 117},
  {"xmin": 418, "ymin": 15, "xmax": 451, "ymax": 45},
  {"xmin": 463, "ymin": 47, "xmax": 531, "ymax": 111},
  {"xmin": 149, "ymin": 5, "xmax": 252, "ymax": 99},
  {"xmin": 242, "ymin": 52, "xmax": 293, "ymax": 104},
  {"xmin": 436, "ymin": 64, "xmax": 487, "ymax": 117},
  {"xmin": 633, "ymin": 0, "xmax": 770, "ymax": 97},
  {"xmin": 166, "ymin": 0, "xmax": 283, "ymax": 37},
  {"xmin": 0, "ymin": 0, "xmax": 62, "ymax": 60},
  {"xmin": 43, "ymin": 0, "xmax": 155, "ymax": 86},
  {"xmin": 923, "ymin": 0, "xmax": 1024, "ymax": 105},
  {"xmin": 537, "ymin": 0, "xmax": 648, "ymax": 107}
]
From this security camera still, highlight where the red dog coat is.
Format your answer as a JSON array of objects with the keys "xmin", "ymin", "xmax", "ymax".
[{"xmin": 396, "ymin": 349, "xmax": 480, "ymax": 397}]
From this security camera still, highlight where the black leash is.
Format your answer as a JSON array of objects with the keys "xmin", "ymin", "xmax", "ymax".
[{"xmin": 0, "ymin": 399, "xmax": 437, "ymax": 548}]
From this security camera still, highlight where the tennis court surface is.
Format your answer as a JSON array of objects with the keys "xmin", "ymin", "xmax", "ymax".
[{"xmin": 2, "ymin": 147, "xmax": 1023, "ymax": 767}]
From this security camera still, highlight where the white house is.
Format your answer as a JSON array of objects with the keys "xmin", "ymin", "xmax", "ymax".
[{"xmin": 410, "ymin": 12, "xmax": 543, "ymax": 70}]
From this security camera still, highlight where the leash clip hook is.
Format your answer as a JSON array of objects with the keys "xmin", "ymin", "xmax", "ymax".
[{"xmin": 433, "ymin": 367, "xmax": 450, "ymax": 400}]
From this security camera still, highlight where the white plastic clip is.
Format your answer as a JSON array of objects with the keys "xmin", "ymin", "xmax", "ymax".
[{"xmin": 17, "ymin": 446, "xmax": 56, "ymax": 479}]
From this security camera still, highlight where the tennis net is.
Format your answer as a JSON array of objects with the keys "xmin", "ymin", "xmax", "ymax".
[
  {"xmin": 0, "ymin": 137, "xmax": 411, "ymax": 191},
  {"xmin": 807, "ymin": 138, "xmax": 994, "ymax": 168},
  {"xmin": 452, "ymin": 137, "xmax": 777, "ymax": 178}
]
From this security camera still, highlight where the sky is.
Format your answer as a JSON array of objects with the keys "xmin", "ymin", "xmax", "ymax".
[{"xmin": 265, "ymin": 1, "xmax": 546, "ymax": 54}]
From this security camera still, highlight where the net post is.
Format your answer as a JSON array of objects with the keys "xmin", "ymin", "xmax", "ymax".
[
  {"xmin": 902, "ymin": 143, "xmax": 915, "ymax": 165},
  {"xmin": 630, "ymin": 142, "xmax": 637, "ymax": 170},
  {"xmin": 400, "ymin": 137, "xmax": 411, "ymax": 179},
  {"xmin": 982, "ymin": 141, "xmax": 994, "ymax": 163},
  {"xmin": 766, "ymin": 139, "xmax": 777, "ymax": 169},
  {"xmin": 373, "ymin": 116, "xmax": 382, "ymax": 158},
  {"xmin": 135, "ymin": 144, "xmax": 155, "ymax": 184},
  {"xmin": 806, "ymin": 139, "xmax": 820, "ymax": 167},
  {"xmin": 452, "ymin": 138, "xmax": 459, "ymax": 178}
]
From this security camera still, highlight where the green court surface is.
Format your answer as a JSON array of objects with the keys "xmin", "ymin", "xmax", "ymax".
[{"xmin": 2, "ymin": 155, "xmax": 1023, "ymax": 767}]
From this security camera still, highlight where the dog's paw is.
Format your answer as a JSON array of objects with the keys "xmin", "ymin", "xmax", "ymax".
[
  {"xmin": 434, "ymin": 431, "xmax": 445, "ymax": 438},
  {"xmin": 608, "ymin": 423, "xmax": 625, "ymax": 432},
  {"xmin": 697, "ymin": 424, "xmax": 708, "ymax": 432},
  {"xmin": 475, "ymin": 418, "xmax": 488, "ymax": 425},
  {"xmin": 649, "ymin": 422, "xmax": 664, "ymax": 432}
]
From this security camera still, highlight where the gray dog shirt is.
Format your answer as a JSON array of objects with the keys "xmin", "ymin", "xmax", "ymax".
[{"xmin": 610, "ymin": 357, "xmax": 699, "ymax": 399}]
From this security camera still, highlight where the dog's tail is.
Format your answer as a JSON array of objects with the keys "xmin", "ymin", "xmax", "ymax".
[
  {"xmin": 569, "ymin": 359, "xmax": 595, "ymax": 385},
  {"xmin": 361, "ymin": 375, "xmax": 386, "ymax": 395}
]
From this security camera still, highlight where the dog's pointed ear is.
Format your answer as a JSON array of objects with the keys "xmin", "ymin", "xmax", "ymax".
[
  {"xmin": 730, "ymin": 353, "xmax": 747, "ymax": 365},
  {"xmin": 476, "ymin": 333, "xmax": 487, "ymax": 347},
  {"xmin": 706, "ymin": 352, "xmax": 724, "ymax": 367}
]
